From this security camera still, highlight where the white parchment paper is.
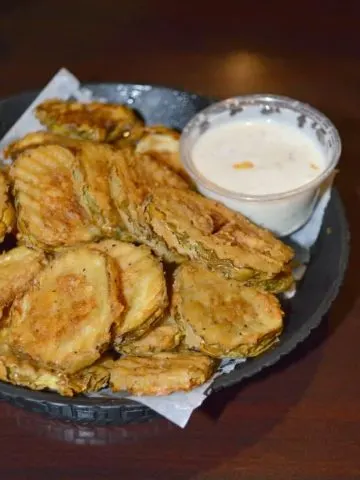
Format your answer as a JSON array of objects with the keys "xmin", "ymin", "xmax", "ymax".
[{"xmin": 0, "ymin": 69, "xmax": 333, "ymax": 428}]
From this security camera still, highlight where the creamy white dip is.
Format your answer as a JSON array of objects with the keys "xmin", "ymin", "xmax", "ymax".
[{"xmin": 192, "ymin": 120, "xmax": 325, "ymax": 196}]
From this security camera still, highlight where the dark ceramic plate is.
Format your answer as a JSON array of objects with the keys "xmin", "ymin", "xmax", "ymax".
[{"xmin": 0, "ymin": 84, "xmax": 350, "ymax": 424}]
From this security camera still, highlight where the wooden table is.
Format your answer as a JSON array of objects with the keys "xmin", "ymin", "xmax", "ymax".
[{"xmin": 0, "ymin": 1, "xmax": 359, "ymax": 479}]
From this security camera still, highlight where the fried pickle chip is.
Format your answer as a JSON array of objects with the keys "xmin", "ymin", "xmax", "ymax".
[
  {"xmin": 248, "ymin": 267, "xmax": 295, "ymax": 293},
  {"xmin": 109, "ymin": 352, "xmax": 216, "ymax": 396},
  {"xmin": 144, "ymin": 187, "xmax": 294, "ymax": 281},
  {"xmin": 109, "ymin": 151, "xmax": 184, "ymax": 263},
  {"xmin": 0, "ymin": 246, "xmax": 46, "ymax": 316},
  {"xmin": 3, "ymin": 131, "xmax": 88, "ymax": 159},
  {"xmin": 0, "ymin": 170, "xmax": 15, "ymax": 242},
  {"xmin": 70, "ymin": 142, "xmax": 128, "ymax": 238},
  {"xmin": 0, "ymin": 350, "xmax": 112, "ymax": 396},
  {"xmin": 7, "ymin": 247, "xmax": 124, "ymax": 374},
  {"xmin": 35, "ymin": 99, "xmax": 144, "ymax": 143},
  {"xmin": 132, "ymin": 153, "xmax": 190, "ymax": 191},
  {"xmin": 10, "ymin": 145, "xmax": 101, "ymax": 250},
  {"xmin": 119, "ymin": 315, "xmax": 182, "ymax": 355},
  {"xmin": 90, "ymin": 240, "xmax": 168, "ymax": 345},
  {"xmin": 6, "ymin": 133, "xmax": 128, "ymax": 239},
  {"xmin": 172, "ymin": 263, "xmax": 283, "ymax": 358},
  {"xmin": 135, "ymin": 126, "xmax": 190, "ymax": 181}
]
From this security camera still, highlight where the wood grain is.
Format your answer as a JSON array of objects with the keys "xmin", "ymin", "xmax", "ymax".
[{"xmin": 0, "ymin": 1, "xmax": 358, "ymax": 478}]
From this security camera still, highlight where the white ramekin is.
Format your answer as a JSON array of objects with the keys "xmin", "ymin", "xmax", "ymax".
[{"xmin": 179, "ymin": 94, "xmax": 341, "ymax": 237}]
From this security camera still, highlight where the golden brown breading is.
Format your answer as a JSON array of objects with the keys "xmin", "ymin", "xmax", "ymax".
[
  {"xmin": 109, "ymin": 352, "xmax": 216, "ymax": 396},
  {"xmin": 7, "ymin": 247, "xmax": 124, "ymax": 374},
  {"xmin": 70, "ymin": 354, "xmax": 114, "ymax": 394},
  {"xmin": 90, "ymin": 240, "xmax": 168, "ymax": 345},
  {"xmin": 109, "ymin": 150, "xmax": 184, "ymax": 263},
  {"xmin": 35, "ymin": 99, "xmax": 144, "ymax": 143},
  {"xmin": 0, "ymin": 170, "xmax": 15, "ymax": 242},
  {"xmin": 10, "ymin": 145, "xmax": 101, "ymax": 250},
  {"xmin": 144, "ymin": 187, "xmax": 294, "ymax": 281},
  {"xmin": 135, "ymin": 126, "xmax": 190, "ymax": 181},
  {"xmin": 70, "ymin": 142, "xmax": 128, "ymax": 238},
  {"xmin": 0, "ymin": 350, "xmax": 76, "ymax": 396},
  {"xmin": 3, "ymin": 131, "xmax": 88, "ymax": 159},
  {"xmin": 0, "ymin": 349, "xmax": 112, "ymax": 396},
  {"xmin": 132, "ymin": 153, "xmax": 190, "ymax": 191},
  {"xmin": 248, "ymin": 267, "xmax": 295, "ymax": 293},
  {"xmin": 5, "ymin": 133, "xmax": 129, "ymax": 240},
  {"xmin": 0, "ymin": 246, "xmax": 46, "ymax": 316},
  {"xmin": 172, "ymin": 263, "xmax": 284, "ymax": 358},
  {"xmin": 119, "ymin": 315, "xmax": 182, "ymax": 355}
]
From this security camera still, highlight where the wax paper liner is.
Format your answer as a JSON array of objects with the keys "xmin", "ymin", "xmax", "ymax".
[{"xmin": 0, "ymin": 68, "xmax": 334, "ymax": 428}]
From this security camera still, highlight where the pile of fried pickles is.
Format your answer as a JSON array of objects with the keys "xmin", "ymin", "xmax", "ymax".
[{"xmin": 0, "ymin": 99, "xmax": 294, "ymax": 397}]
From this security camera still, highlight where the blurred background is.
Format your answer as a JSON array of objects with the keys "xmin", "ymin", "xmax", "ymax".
[{"xmin": 1, "ymin": 0, "xmax": 359, "ymax": 113}]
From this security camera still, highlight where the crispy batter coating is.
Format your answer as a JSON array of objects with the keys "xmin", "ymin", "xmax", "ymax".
[
  {"xmin": 3, "ymin": 131, "xmax": 88, "ymax": 159},
  {"xmin": 144, "ymin": 187, "xmax": 294, "ymax": 281},
  {"xmin": 90, "ymin": 240, "xmax": 168, "ymax": 345},
  {"xmin": 10, "ymin": 145, "xmax": 101, "ymax": 250},
  {"xmin": 0, "ymin": 170, "xmax": 15, "ymax": 242},
  {"xmin": 132, "ymin": 153, "xmax": 190, "ymax": 191},
  {"xmin": 7, "ymin": 247, "xmax": 124, "ymax": 374},
  {"xmin": 0, "ymin": 246, "xmax": 46, "ymax": 316},
  {"xmin": 119, "ymin": 315, "xmax": 182, "ymax": 355},
  {"xmin": 5, "ymin": 133, "xmax": 129, "ymax": 240},
  {"xmin": 109, "ymin": 150, "xmax": 184, "ymax": 263},
  {"xmin": 172, "ymin": 263, "xmax": 284, "ymax": 358},
  {"xmin": 248, "ymin": 267, "xmax": 295, "ymax": 293},
  {"xmin": 135, "ymin": 126, "xmax": 190, "ymax": 181},
  {"xmin": 0, "ymin": 350, "xmax": 112, "ymax": 396},
  {"xmin": 35, "ymin": 99, "xmax": 144, "ymax": 143},
  {"xmin": 70, "ymin": 142, "xmax": 128, "ymax": 238},
  {"xmin": 109, "ymin": 352, "xmax": 216, "ymax": 396}
]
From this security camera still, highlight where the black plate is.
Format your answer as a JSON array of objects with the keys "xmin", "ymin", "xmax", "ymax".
[{"xmin": 0, "ymin": 84, "xmax": 350, "ymax": 424}]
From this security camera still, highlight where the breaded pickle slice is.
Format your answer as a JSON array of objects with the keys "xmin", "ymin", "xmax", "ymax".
[
  {"xmin": 135, "ymin": 125, "xmax": 189, "ymax": 180},
  {"xmin": 7, "ymin": 247, "xmax": 124, "ymax": 374},
  {"xmin": 90, "ymin": 240, "xmax": 168, "ymax": 345},
  {"xmin": 10, "ymin": 145, "xmax": 101, "ymax": 250},
  {"xmin": 0, "ymin": 246, "xmax": 46, "ymax": 316},
  {"xmin": 3, "ymin": 131, "xmax": 88, "ymax": 159},
  {"xmin": 70, "ymin": 142, "xmax": 127, "ymax": 238},
  {"xmin": 144, "ymin": 187, "xmax": 294, "ymax": 281},
  {"xmin": 35, "ymin": 99, "xmax": 144, "ymax": 142},
  {"xmin": 248, "ymin": 267, "xmax": 295, "ymax": 293},
  {"xmin": 132, "ymin": 152, "xmax": 190, "ymax": 191},
  {"xmin": 0, "ymin": 351, "xmax": 111, "ymax": 397},
  {"xmin": 109, "ymin": 352, "xmax": 216, "ymax": 396},
  {"xmin": 0, "ymin": 170, "xmax": 15, "ymax": 242},
  {"xmin": 5, "ymin": 133, "xmax": 128, "ymax": 239},
  {"xmin": 109, "ymin": 151, "xmax": 184, "ymax": 263},
  {"xmin": 119, "ymin": 315, "xmax": 182, "ymax": 355},
  {"xmin": 172, "ymin": 263, "xmax": 284, "ymax": 358}
]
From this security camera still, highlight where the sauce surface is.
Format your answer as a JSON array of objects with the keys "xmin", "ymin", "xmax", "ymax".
[{"xmin": 192, "ymin": 120, "xmax": 326, "ymax": 195}]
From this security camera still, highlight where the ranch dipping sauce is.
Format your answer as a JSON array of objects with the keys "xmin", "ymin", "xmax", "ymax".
[
  {"xmin": 180, "ymin": 94, "xmax": 341, "ymax": 236},
  {"xmin": 192, "ymin": 120, "xmax": 326, "ymax": 196}
]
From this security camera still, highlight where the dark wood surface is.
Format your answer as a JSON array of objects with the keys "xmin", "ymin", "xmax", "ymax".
[{"xmin": 0, "ymin": 1, "xmax": 359, "ymax": 479}]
